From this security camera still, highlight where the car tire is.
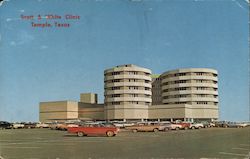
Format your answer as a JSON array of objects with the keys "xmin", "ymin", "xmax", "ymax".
[
  {"xmin": 106, "ymin": 131, "xmax": 114, "ymax": 137},
  {"xmin": 132, "ymin": 129, "xmax": 137, "ymax": 133},
  {"xmin": 77, "ymin": 132, "xmax": 84, "ymax": 137},
  {"xmin": 175, "ymin": 127, "xmax": 180, "ymax": 131},
  {"xmin": 191, "ymin": 127, "xmax": 195, "ymax": 130},
  {"xmin": 164, "ymin": 128, "xmax": 170, "ymax": 132},
  {"xmin": 153, "ymin": 128, "xmax": 159, "ymax": 132},
  {"xmin": 184, "ymin": 127, "xmax": 188, "ymax": 130},
  {"xmin": 198, "ymin": 126, "xmax": 202, "ymax": 129}
]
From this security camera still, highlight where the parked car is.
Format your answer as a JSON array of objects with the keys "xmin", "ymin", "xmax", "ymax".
[
  {"xmin": 67, "ymin": 123, "xmax": 119, "ymax": 137},
  {"xmin": 214, "ymin": 121, "xmax": 229, "ymax": 128},
  {"xmin": 12, "ymin": 123, "xmax": 25, "ymax": 129},
  {"xmin": 0, "ymin": 121, "xmax": 12, "ymax": 129},
  {"xmin": 36, "ymin": 122, "xmax": 49, "ymax": 128},
  {"xmin": 158, "ymin": 122, "xmax": 182, "ymax": 131},
  {"xmin": 173, "ymin": 121, "xmax": 191, "ymax": 130},
  {"xmin": 190, "ymin": 123, "xmax": 204, "ymax": 129},
  {"xmin": 227, "ymin": 122, "xmax": 248, "ymax": 128},
  {"xmin": 126, "ymin": 122, "xmax": 161, "ymax": 132},
  {"xmin": 111, "ymin": 121, "xmax": 135, "ymax": 128},
  {"xmin": 23, "ymin": 122, "xmax": 36, "ymax": 129}
]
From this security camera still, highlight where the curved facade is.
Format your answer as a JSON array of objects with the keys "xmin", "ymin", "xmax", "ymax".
[
  {"xmin": 160, "ymin": 68, "xmax": 218, "ymax": 106},
  {"xmin": 104, "ymin": 64, "xmax": 152, "ymax": 120}
]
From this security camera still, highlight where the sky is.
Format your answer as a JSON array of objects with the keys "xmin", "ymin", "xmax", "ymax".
[{"xmin": 0, "ymin": 0, "xmax": 249, "ymax": 122}]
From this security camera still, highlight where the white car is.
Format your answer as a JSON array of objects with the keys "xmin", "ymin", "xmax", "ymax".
[
  {"xmin": 112, "ymin": 121, "xmax": 135, "ymax": 128},
  {"xmin": 190, "ymin": 123, "xmax": 204, "ymax": 129},
  {"xmin": 12, "ymin": 123, "xmax": 25, "ymax": 129},
  {"xmin": 36, "ymin": 123, "xmax": 49, "ymax": 128}
]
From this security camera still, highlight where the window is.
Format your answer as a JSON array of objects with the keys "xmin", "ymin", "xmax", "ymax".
[
  {"xmin": 196, "ymin": 102, "xmax": 208, "ymax": 104},
  {"xmin": 112, "ymin": 79, "xmax": 120, "ymax": 82},
  {"xmin": 130, "ymin": 94, "xmax": 138, "ymax": 97},
  {"xmin": 196, "ymin": 72, "xmax": 204, "ymax": 75},
  {"xmin": 128, "ymin": 71, "xmax": 138, "ymax": 75},
  {"xmin": 112, "ymin": 72, "xmax": 120, "ymax": 75},
  {"xmin": 112, "ymin": 94, "xmax": 120, "ymax": 97},
  {"xmin": 111, "ymin": 102, "xmax": 120, "ymax": 105},
  {"xmin": 174, "ymin": 80, "xmax": 187, "ymax": 84},
  {"xmin": 112, "ymin": 87, "xmax": 120, "ymax": 90}
]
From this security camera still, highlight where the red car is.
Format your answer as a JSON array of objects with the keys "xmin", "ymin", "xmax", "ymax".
[
  {"xmin": 67, "ymin": 123, "xmax": 120, "ymax": 137},
  {"xmin": 173, "ymin": 122, "xmax": 191, "ymax": 130}
]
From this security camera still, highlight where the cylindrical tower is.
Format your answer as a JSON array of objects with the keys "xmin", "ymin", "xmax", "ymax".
[
  {"xmin": 104, "ymin": 64, "xmax": 152, "ymax": 121},
  {"xmin": 160, "ymin": 68, "xmax": 218, "ymax": 106}
]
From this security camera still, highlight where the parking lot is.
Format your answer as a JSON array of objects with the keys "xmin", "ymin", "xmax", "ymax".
[{"xmin": 0, "ymin": 127, "xmax": 249, "ymax": 159}]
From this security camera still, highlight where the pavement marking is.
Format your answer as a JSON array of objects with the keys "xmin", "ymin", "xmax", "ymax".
[
  {"xmin": 2, "ymin": 146, "xmax": 40, "ymax": 149},
  {"xmin": 219, "ymin": 152, "xmax": 247, "ymax": 157},
  {"xmin": 232, "ymin": 147, "xmax": 249, "ymax": 150},
  {"xmin": 240, "ymin": 144, "xmax": 250, "ymax": 146},
  {"xmin": 0, "ymin": 155, "xmax": 5, "ymax": 159}
]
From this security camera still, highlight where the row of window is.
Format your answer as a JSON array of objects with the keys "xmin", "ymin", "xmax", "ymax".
[
  {"xmin": 105, "ymin": 86, "xmax": 152, "ymax": 90},
  {"xmin": 110, "ymin": 101, "xmax": 151, "ymax": 105},
  {"xmin": 162, "ymin": 72, "xmax": 217, "ymax": 78},
  {"xmin": 164, "ymin": 102, "xmax": 218, "ymax": 105},
  {"xmin": 106, "ymin": 94, "xmax": 151, "ymax": 98},
  {"xmin": 162, "ymin": 87, "xmax": 218, "ymax": 92},
  {"xmin": 107, "ymin": 79, "xmax": 151, "ymax": 83},
  {"xmin": 162, "ymin": 79, "xmax": 217, "ymax": 85},
  {"xmin": 163, "ymin": 94, "xmax": 218, "ymax": 99},
  {"xmin": 107, "ymin": 71, "xmax": 150, "ymax": 76}
]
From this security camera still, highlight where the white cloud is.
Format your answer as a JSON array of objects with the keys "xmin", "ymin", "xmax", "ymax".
[
  {"xmin": 6, "ymin": 17, "xmax": 21, "ymax": 22},
  {"xmin": 19, "ymin": 9, "xmax": 25, "ymax": 13}
]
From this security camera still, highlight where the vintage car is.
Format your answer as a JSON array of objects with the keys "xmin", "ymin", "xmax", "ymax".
[
  {"xmin": 214, "ymin": 121, "xmax": 230, "ymax": 128},
  {"xmin": 158, "ymin": 122, "xmax": 182, "ymax": 131},
  {"xmin": 111, "ymin": 121, "xmax": 135, "ymax": 128},
  {"xmin": 23, "ymin": 122, "xmax": 36, "ymax": 129},
  {"xmin": 36, "ymin": 122, "xmax": 49, "ymax": 128},
  {"xmin": 200, "ymin": 121, "xmax": 215, "ymax": 128},
  {"xmin": 173, "ymin": 121, "xmax": 191, "ymax": 130},
  {"xmin": 0, "ymin": 121, "xmax": 12, "ymax": 129},
  {"xmin": 67, "ymin": 123, "xmax": 119, "ymax": 137},
  {"xmin": 126, "ymin": 122, "xmax": 161, "ymax": 132},
  {"xmin": 189, "ymin": 123, "xmax": 204, "ymax": 129},
  {"xmin": 12, "ymin": 123, "xmax": 25, "ymax": 129},
  {"xmin": 227, "ymin": 122, "xmax": 248, "ymax": 128}
]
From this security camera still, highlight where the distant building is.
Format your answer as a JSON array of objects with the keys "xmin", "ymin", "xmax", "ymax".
[
  {"xmin": 39, "ymin": 65, "xmax": 219, "ymax": 122},
  {"xmin": 39, "ymin": 93, "xmax": 104, "ymax": 122}
]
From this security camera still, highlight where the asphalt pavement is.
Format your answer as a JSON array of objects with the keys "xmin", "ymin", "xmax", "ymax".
[{"xmin": 0, "ymin": 127, "xmax": 249, "ymax": 159}]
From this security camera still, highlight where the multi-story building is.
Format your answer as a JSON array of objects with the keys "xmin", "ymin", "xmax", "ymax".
[
  {"xmin": 104, "ymin": 64, "xmax": 152, "ymax": 121},
  {"xmin": 39, "ymin": 65, "xmax": 219, "ymax": 122},
  {"xmin": 160, "ymin": 68, "xmax": 218, "ymax": 106},
  {"xmin": 149, "ymin": 68, "xmax": 219, "ymax": 122}
]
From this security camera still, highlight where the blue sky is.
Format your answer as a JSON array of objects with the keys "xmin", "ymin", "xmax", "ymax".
[{"xmin": 0, "ymin": 0, "xmax": 248, "ymax": 122}]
